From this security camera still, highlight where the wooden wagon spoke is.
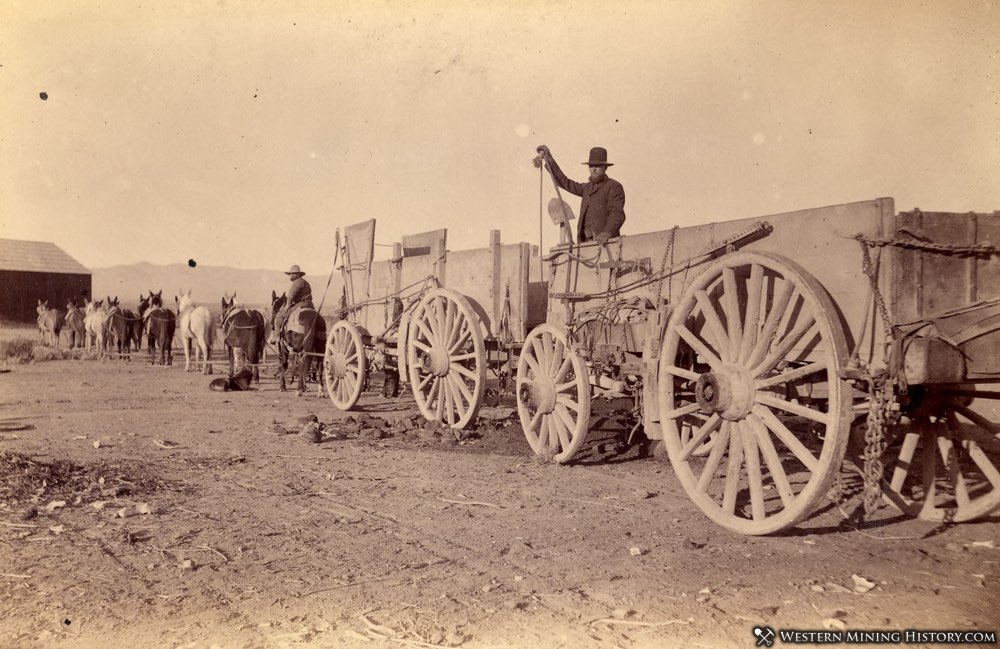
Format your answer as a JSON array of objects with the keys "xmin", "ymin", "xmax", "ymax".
[
  {"xmin": 697, "ymin": 422, "xmax": 731, "ymax": 494},
  {"xmin": 919, "ymin": 428, "xmax": 940, "ymax": 517},
  {"xmin": 521, "ymin": 352, "xmax": 542, "ymax": 377},
  {"xmin": 416, "ymin": 372, "xmax": 434, "ymax": 393},
  {"xmin": 661, "ymin": 364, "xmax": 700, "ymax": 382},
  {"xmin": 952, "ymin": 405, "xmax": 1000, "ymax": 437},
  {"xmin": 553, "ymin": 355, "xmax": 573, "ymax": 385},
  {"xmin": 721, "ymin": 267, "xmax": 744, "ymax": 360},
  {"xmin": 749, "ymin": 417, "xmax": 794, "ymax": 508},
  {"xmin": 448, "ymin": 372, "xmax": 474, "ymax": 407},
  {"xmin": 448, "ymin": 323, "xmax": 472, "ymax": 355},
  {"xmin": 721, "ymin": 426, "xmax": 746, "ymax": 516},
  {"xmin": 738, "ymin": 264, "xmax": 765, "ymax": 364},
  {"xmin": 755, "ymin": 393, "xmax": 830, "ymax": 425},
  {"xmin": 694, "ymin": 290, "xmax": 732, "ymax": 362},
  {"xmin": 751, "ymin": 407, "xmax": 819, "ymax": 472},
  {"xmin": 554, "ymin": 403, "xmax": 577, "ymax": 435},
  {"xmin": 752, "ymin": 316, "xmax": 818, "ymax": 377},
  {"xmin": 679, "ymin": 413, "xmax": 721, "ymax": 462},
  {"xmin": 413, "ymin": 317, "xmax": 435, "ymax": 347},
  {"xmin": 540, "ymin": 329, "xmax": 556, "ymax": 373},
  {"xmin": 745, "ymin": 281, "xmax": 795, "ymax": 369},
  {"xmin": 450, "ymin": 362, "xmax": 479, "ymax": 382},
  {"xmin": 740, "ymin": 422, "xmax": 767, "ymax": 522},
  {"xmin": 663, "ymin": 402, "xmax": 703, "ymax": 422},
  {"xmin": 756, "ymin": 361, "xmax": 826, "ymax": 390},
  {"xmin": 937, "ymin": 430, "xmax": 970, "ymax": 509},
  {"xmin": 675, "ymin": 324, "xmax": 723, "ymax": 371},
  {"xmin": 968, "ymin": 442, "xmax": 1000, "ymax": 488},
  {"xmin": 556, "ymin": 394, "xmax": 583, "ymax": 413},
  {"xmin": 528, "ymin": 408, "xmax": 543, "ymax": 434},
  {"xmin": 555, "ymin": 379, "xmax": 581, "ymax": 394},
  {"xmin": 888, "ymin": 429, "xmax": 921, "ymax": 492},
  {"xmin": 551, "ymin": 409, "xmax": 573, "ymax": 449}
]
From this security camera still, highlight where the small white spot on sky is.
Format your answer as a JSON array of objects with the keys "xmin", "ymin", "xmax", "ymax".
[
  {"xmin": 515, "ymin": 123, "xmax": 530, "ymax": 138},
  {"xmin": 753, "ymin": 132, "xmax": 765, "ymax": 145}
]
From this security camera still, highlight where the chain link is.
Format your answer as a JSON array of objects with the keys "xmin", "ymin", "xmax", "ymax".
[
  {"xmin": 852, "ymin": 233, "xmax": 999, "ymax": 257},
  {"xmin": 654, "ymin": 226, "xmax": 679, "ymax": 307},
  {"xmin": 862, "ymin": 377, "xmax": 892, "ymax": 517}
]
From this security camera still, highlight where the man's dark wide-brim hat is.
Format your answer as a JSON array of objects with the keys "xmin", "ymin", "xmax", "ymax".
[{"xmin": 582, "ymin": 147, "xmax": 613, "ymax": 167}]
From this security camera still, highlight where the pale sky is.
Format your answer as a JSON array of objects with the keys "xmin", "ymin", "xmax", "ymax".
[{"xmin": 2, "ymin": 0, "xmax": 998, "ymax": 274}]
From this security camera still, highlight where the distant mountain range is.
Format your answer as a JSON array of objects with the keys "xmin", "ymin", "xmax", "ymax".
[{"xmin": 91, "ymin": 262, "xmax": 326, "ymax": 312}]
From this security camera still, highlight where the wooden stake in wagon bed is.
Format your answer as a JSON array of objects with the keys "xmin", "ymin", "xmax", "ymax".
[{"xmin": 517, "ymin": 182, "xmax": 1000, "ymax": 535}]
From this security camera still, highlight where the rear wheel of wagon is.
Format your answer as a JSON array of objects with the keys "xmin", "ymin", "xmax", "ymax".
[
  {"xmin": 516, "ymin": 324, "xmax": 592, "ymax": 464},
  {"xmin": 406, "ymin": 288, "xmax": 486, "ymax": 429},
  {"xmin": 657, "ymin": 251, "xmax": 852, "ymax": 535},
  {"xmin": 324, "ymin": 320, "xmax": 367, "ymax": 410},
  {"xmin": 878, "ymin": 386, "xmax": 1000, "ymax": 522}
]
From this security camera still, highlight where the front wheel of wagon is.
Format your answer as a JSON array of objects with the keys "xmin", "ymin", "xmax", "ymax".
[
  {"xmin": 406, "ymin": 288, "xmax": 486, "ymax": 429},
  {"xmin": 324, "ymin": 320, "xmax": 367, "ymax": 410},
  {"xmin": 657, "ymin": 251, "xmax": 852, "ymax": 535},
  {"xmin": 516, "ymin": 324, "xmax": 592, "ymax": 464},
  {"xmin": 878, "ymin": 385, "xmax": 1000, "ymax": 522}
]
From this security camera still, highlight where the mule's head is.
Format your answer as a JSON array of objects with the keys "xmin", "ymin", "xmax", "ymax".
[
  {"xmin": 177, "ymin": 292, "xmax": 194, "ymax": 313},
  {"xmin": 268, "ymin": 291, "xmax": 287, "ymax": 344},
  {"xmin": 150, "ymin": 290, "xmax": 162, "ymax": 308},
  {"xmin": 36, "ymin": 300, "xmax": 46, "ymax": 314},
  {"xmin": 137, "ymin": 294, "xmax": 151, "ymax": 316}
]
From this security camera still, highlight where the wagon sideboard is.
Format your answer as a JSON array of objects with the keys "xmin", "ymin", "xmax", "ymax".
[
  {"xmin": 546, "ymin": 197, "xmax": 1000, "ymax": 380},
  {"xmin": 330, "ymin": 221, "xmax": 543, "ymax": 346}
]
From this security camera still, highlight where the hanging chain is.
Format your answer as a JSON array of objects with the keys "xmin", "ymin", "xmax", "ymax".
[
  {"xmin": 856, "ymin": 238, "xmax": 896, "ymax": 518},
  {"xmin": 654, "ymin": 226, "xmax": 679, "ymax": 307},
  {"xmin": 862, "ymin": 377, "xmax": 892, "ymax": 517}
]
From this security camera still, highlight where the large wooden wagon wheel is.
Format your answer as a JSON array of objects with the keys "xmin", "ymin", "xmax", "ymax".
[
  {"xmin": 657, "ymin": 251, "xmax": 852, "ymax": 535},
  {"xmin": 516, "ymin": 324, "xmax": 592, "ymax": 464},
  {"xmin": 406, "ymin": 288, "xmax": 486, "ymax": 429},
  {"xmin": 878, "ymin": 386, "xmax": 1000, "ymax": 521},
  {"xmin": 323, "ymin": 320, "xmax": 367, "ymax": 410}
]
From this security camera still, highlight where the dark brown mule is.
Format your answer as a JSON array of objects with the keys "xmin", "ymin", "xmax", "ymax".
[
  {"xmin": 36, "ymin": 300, "xmax": 63, "ymax": 347},
  {"xmin": 132, "ymin": 294, "xmax": 151, "ymax": 351},
  {"xmin": 219, "ymin": 293, "xmax": 266, "ymax": 384},
  {"xmin": 63, "ymin": 300, "xmax": 86, "ymax": 348},
  {"xmin": 145, "ymin": 290, "xmax": 176, "ymax": 366},
  {"xmin": 105, "ymin": 296, "xmax": 139, "ymax": 359},
  {"xmin": 268, "ymin": 291, "xmax": 326, "ymax": 395}
]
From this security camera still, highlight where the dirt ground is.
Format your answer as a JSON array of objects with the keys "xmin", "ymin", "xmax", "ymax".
[{"xmin": 1, "ymin": 354, "xmax": 998, "ymax": 649}]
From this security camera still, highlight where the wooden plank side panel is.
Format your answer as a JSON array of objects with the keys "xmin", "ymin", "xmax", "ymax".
[
  {"xmin": 978, "ymin": 213, "xmax": 1000, "ymax": 304},
  {"xmin": 919, "ymin": 212, "xmax": 976, "ymax": 316},
  {"xmin": 547, "ymin": 199, "xmax": 892, "ymax": 357},
  {"xmin": 444, "ymin": 247, "xmax": 495, "ymax": 335}
]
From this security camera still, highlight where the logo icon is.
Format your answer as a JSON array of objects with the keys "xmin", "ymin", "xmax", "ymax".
[{"xmin": 754, "ymin": 626, "xmax": 775, "ymax": 647}]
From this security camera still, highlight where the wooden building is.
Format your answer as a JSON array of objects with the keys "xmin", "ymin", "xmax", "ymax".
[{"xmin": 0, "ymin": 239, "xmax": 92, "ymax": 323}]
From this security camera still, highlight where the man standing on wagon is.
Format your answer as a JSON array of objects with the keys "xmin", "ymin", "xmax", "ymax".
[
  {"xmin": 274, "ymin": 264, "xmax": 314, "ymax": 334},
  {"xmin": 535, "ymin": 145, "xmax": 626, "ymax": 245}
]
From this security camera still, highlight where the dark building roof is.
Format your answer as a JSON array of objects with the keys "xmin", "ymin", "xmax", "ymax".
[{"xmin": 0, "ymin": 238, "xmax": 90, "ymax": 275}]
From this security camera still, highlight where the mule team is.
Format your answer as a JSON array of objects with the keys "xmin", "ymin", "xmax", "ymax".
[{"xmin": 33, "ymin": 291, "xmax": 322, "ymax": 394}]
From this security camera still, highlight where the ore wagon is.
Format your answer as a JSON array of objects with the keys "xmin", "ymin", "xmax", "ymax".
[
  {"xmin": 322, "ymin": 220, "xmax": 543, "ymax": 429},
  {"xmin": 514, "ymin": 198, "xmax": 1000, "ymax": 534}
]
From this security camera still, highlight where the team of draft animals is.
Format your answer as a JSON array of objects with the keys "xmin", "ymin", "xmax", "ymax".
[{"xmin": 32, "ymin": 290, "xmax": 319, "ymax": 392}]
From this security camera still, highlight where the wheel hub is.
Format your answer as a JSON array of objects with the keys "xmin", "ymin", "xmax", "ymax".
[
  {"xmin": 421, "ymin": 348, "xmax": 451, "ymax": 377},
  {"xmin": 330, "ymin": 354, "xmax": 348, "ymax": 378},
  {"xmin": 519, "ymin": 380, "xmax": 556, "ymax": 413},
  {"xmin": 695, "ymin": 365, "xmax": 755, "ymax": 421}
]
